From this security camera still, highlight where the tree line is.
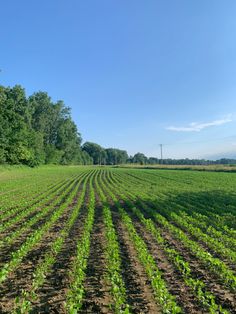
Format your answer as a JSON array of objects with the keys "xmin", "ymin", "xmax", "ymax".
[
  {"xmin": 0, "ymin": 84, "xmax": 130, "ymax": 166},
  {"xmin": 1, "ymin": 84, "xmax": 235, "ymax": 167},
  {"xmin": 0, "ymin": 85, "xmax": 92, "ymax": 166}
]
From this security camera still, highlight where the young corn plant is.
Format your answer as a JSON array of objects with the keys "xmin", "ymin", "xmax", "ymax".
[
  {"xmin": 103, "ymin": 206, "xmax": 130, "ymax": 313},
  {"xmin": 66, "ymin": 176, "xmax": 96, "ymax": 313},
  {"xmin": 13, "ymin": 172, "xmax": 92, "ymax": 313}
]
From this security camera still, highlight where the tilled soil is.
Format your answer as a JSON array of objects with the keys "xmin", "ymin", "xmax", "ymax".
[
  {"xmin": 0, "ymin": 181, "xmax": 85, "ymax": 314},
  {"xmin": 30, "ymin": 204, "xmax": 89, "ymax": 313},
  {"xmin": 127, "ymin": 211, "xmax": 204, "ymax": 313},
  {"xmin": 112, "ymin": 209, "xmax": 162, "ymax": 314},
  {"xmin": 0, "ymin": 176, "xmax": 76, "ymax": 224},
  {"xmin": 160, "ymin": 228, "xmax": 236, "ymax": 312},
  {"xmin": 104, "ymin": 175, "xmax": 236, "ymax": 313},
  {"xmin": 1, "ymin": 169, "xmax": 236, "ymax": 314},
  {"xmin": 0, "ymin": 178, "xmax": 80, "ymax": 267},
  {"xmin": 175, "ymin": 223, "xmax": 236, "ymax": 273},
  {"xmin": 137, "ymin": 200, "xmax": 236, "ymax": 313},
  {"xmin": 80, "ymin": 203, "xmax": 112, "ymax": 313}
]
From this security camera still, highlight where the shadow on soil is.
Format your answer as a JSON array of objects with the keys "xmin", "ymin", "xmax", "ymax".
[{"xmin": 116, "ymin": 189, "xmax": 236, "ymax": 229}]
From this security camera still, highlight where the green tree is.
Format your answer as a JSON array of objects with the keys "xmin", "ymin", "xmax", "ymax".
[
  {"xmin": 0, "ymin": 85, "xmax": 36, "ymax": 165},
  {"xmin": 105, "ymin": 148, "xmax": 128, "ymax": 165},
  {"xmin": 82, "ymin": 142, "xmax": 105, "ymax": 165},
  {"xmin": 133, "ymin": 152, "xmax": 147, "ymax": 165}
]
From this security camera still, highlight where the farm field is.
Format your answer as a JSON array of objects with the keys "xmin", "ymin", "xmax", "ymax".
[
  {"xmin": 118, "ymin": 164, "xmax": 236, "ymax": 172},
  {"xmin": 0, "ymin": 166, "xmax": 236, "ymax": 313}
]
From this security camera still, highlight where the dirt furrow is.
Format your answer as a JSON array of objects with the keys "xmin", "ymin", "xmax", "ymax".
[
  {"xmin": 80, "ymin": 202, "xmax": 111, "ymax": 314},
  {"xmin": 0, "ymin": 179, "xmax": 80, "ymax": 266},
  {"xmin": 127, "ymin": 211, "xmax": 204, "ymax": 313},
  {"xmin": 135, "ymin": 200, "xmax": 236, "ymax": 312},
  {"xmin": 97, "ymin": 175, "xmax": 162, "ymax": 313},
  {"xmin": 29, "ymin": 205, "xmax": 88, "ymax": 313},
  {"xmin": 160, "ymin": 228, "xmax": 236, "ymax": 312},
  {"xmin": 111, "ymin": 208, "xmax": 162, "ymax": 314},
  {"xmin": 166, "ymin": 216, "xmax": 236, "ymax": 273},
  {"xmin": 0, "ymin": 185, "xmax": 83, "ymax": 313},
  {"xmin": 0, "ymin": 177, "xmax": 73, "ymax": 224}
]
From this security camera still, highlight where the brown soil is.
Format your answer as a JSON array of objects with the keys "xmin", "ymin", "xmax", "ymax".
[
  {"xmin": 29, "ymin": 203, "xmax": 89, "ymax": 313},
  {"xmin": 104, "ymin": 175, "xmax": 236, "ymax": 313},
  {"xmin": 80, "ymin": 204, "xmax": 112, "ymax": 313},
  {"xmin": 160, "ymin": 228, "xmax": 236, "ymax": 312},
  {"xmin": 1, "ymin": 169, "xmax": 236, "ymax": 314},
  {"xmin": 0, "ymin": 177, "xmax": 72, "ymax": 222},
  {"xmin": 137, "ymin": 200, "xmax": 236, "ymax": 312},
  {"xmin": 0, "ymin": 180, "xmax": 84, "ymax": 314},
  {"xmin": 100, "ymin": 173, "xmax": 162, "ymax": 313},
  {"xmin": 112, "ymin": 209, "xmax": 162, "ymax": 314},
  {"xmin": 0, "ymin": 178, "xmax": 80, "ymax": 267},
  {"xmin": 126, "ymin": 210, "xmax": 204, "ymax": 313},
  {"xmin": 169, "ymin": 217, "xmax": 236, "ymax": 272}
]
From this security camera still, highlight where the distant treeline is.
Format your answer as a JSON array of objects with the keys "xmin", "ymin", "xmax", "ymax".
[
  {"xmin": 1, "ymin": 84, "xmax": 235, "ymax": 167},
  {"xmin": 81, "ymin": 146, "xmax": 236, "ymax": 166},
  {"xmin": 134, "ymin": 157, "xmax": 236, "ymax": 166}
]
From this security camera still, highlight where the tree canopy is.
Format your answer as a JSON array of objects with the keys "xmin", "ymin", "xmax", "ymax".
[
  {"xmin": 0, "ymin": 85, "xmax": 91, "ymax": 166},
  {"xmin": 1, "ymin": 84, "xmax": 235, "ymax": 167}
]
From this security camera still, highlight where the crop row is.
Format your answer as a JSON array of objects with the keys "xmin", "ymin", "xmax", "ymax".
[
  {"xmin": 105, "ymin": 171, "xmax": 231, "ymax": 312},
  {"xmin": 0, "ymin": 172, "xmax": 87, "ymax": 284},
  {"xmin": 98, "ymin": 170, "xmax": 182, "ymax": 313},
  {"xmin": 0, "ymin": 174, "xmax": 83, "ymax": 251},
  {"xmin": 65, "ymin": 173, "xmax": 96, "ymax": 313},
  {"xmin": 111, "ymin": 170, "xmax": 236, "ymax": 290},
  {"xmin": 95, "ymin": 173, "xmax": 130, "ymax": 313},
  {"xmin": 13, "ymin": 171, "xmax": 94, "ymax": 313},
  {"xmin": 0, "ymin": 174, "xmax": 80, "ymax": 234}
]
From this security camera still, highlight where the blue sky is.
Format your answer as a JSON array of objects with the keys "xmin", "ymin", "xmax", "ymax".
[{"xmin": 1, "ymin": 1, "xmax": 236, "ymax": 159}]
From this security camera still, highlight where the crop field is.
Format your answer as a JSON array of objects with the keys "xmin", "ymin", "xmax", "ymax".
[{"xmin": 0, "ymin": 166, "xmax": 236, "ymax": 313}]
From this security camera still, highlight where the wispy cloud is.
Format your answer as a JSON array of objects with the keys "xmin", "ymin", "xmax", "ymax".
[{"xmin": 166, "ymin": 116, "xmax": 232, "ymax": 132}]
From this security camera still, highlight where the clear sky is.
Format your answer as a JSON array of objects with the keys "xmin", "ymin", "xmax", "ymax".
[{"xmin": 1, "ymin": 0, "xmax": 236, "ymax": 159}]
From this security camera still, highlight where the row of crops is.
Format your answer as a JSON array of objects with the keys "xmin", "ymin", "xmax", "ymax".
[{"xmin": 0, "ymin": 166, "xmax": 236, "ymax": 313}]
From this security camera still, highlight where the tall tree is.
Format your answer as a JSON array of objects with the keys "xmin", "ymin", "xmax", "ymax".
[
  {"xmin": 82, "ymin": 142, "xmax": 105, "ymax": 165},
  {"xmin": 105, "ymin": 148, "xmax": 128, "ymax": 165},
  {"xmin": 0, "ymin": 85, "xmax": 37, "ymax": 165},
  {"xmin": 132, "ymin": 152, "xmax": 147, "ymax": 165}
]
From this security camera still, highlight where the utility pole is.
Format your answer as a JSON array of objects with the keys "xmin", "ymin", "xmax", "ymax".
[{"xmin": 159, "ymin": 144, "xmax": 163, "ymax": 164}]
